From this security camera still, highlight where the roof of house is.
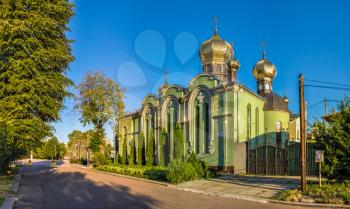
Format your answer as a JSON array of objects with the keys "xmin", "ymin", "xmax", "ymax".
[{"xmin": 264, "ymin": 92, "xmax": 289, "ymax": 111}]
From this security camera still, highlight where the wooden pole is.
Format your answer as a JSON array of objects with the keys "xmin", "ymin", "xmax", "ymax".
[{"xmin": 299, "ymin": 74, "xmax": 307, "ymax": 191}]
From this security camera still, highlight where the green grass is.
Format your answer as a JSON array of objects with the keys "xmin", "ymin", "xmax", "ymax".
[
  {"xmin": 0, "ymin": 166, "xmax": 19, "ymax": 206},
  {"xmin": 275, "ymin": 181, "xmax": 350, "ymax": 205}
]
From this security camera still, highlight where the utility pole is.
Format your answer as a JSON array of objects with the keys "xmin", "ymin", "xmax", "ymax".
[
  {"xmin": 324, "ymin": 98, "xmax": 328, "ymax": 116},
  {"xmin": 299, "ymin": 74, "xmax": 307, "ymax": 191}
]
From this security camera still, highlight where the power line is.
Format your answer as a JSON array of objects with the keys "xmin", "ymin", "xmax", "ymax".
[
  {"xmin": 304, "ymin": 79, "xmax": 350, "ymax": 88},
  {"xmin": 304, "ymin": 84, "xmax": 350, "ymax": 91}
]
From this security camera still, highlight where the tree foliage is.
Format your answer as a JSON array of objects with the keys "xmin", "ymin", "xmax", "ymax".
[
  {"xmin": 314, "ymin": 96, "xmax": 350, "ymax": 180},
  {"xmin": 0, "ymin": 0, "xmax": 74, "ymax": 172},
  {"xmin": 67, "ymin": 130, "xmax": 92, "ymax": 161},
  {"xmin": 146, "ymin": 129, "xmax": 155, "ymax": 166},
  {"xmin": 159, "ymin": 129, "xmax": 167, "ymax": 166},
  {"xmin": 174, "ymin": 124, "xmax": 184, "ymax": 160},
  {"xmin": 75, "ymin": 72, "xmax": 124, "ymax": 131},
  {"xmin": 121, "ymin": 137, "xmax": 127, "ymax": 165},
  {"xmin": 138, "ymin": 132, "xmax": 145, "ymax": 165},
  {"xmin": 129, "ymin": 137, "xmax": 135, "ymax": 165},
  {"xmin": 34, "ymin": 136, "xmax": 66, "ymax": 160}
]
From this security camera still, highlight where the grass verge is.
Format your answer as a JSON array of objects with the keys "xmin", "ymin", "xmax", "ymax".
[
  {"xmin": 0, "ymin": 166, "xmax": 18, "ymax": 206},
  {"xmin": 275, "ymin": 181, "xmax": 350, "ymax": 205}
]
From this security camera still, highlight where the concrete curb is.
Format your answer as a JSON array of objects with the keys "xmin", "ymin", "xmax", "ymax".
[
  {"xmin": 10, "ymin": 167, "xmax": 23, "ymax": 193},
  {"xmin": 0, "ymin": 167, "xmax": 23, "ymax": 209},
  {"xmin": 0, "ymin": 197, "xmax": 17, "ymax": 209},
  {"xmin": 70, "ymin": 164, "xmax": 171, "ymax": 187}
]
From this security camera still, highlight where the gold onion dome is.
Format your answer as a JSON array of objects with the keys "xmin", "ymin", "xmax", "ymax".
[
  {"xmin": 253, "ymin": 52, "xmax": 277, "ymax": 81},
  {"xmin": 227, "ymin": 56, "xmax": 240, "ymax": 71},
  {"xmin": 199, "ymin": 29, "xmax": 233, "ymax": 65}
]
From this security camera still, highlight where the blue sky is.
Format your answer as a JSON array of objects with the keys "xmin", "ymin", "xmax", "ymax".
[{"xmin": 53, "ymin": 0, "xmax": 350, "ymax": 143}]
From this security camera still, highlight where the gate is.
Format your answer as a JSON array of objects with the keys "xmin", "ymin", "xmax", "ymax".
[
  {"xmin": 288, "ymin": 141, "xmax": 317, "ymax": 176},
  {"xmin": 247, "ymin": 144, "xmax": 287, "ymax": 175}
]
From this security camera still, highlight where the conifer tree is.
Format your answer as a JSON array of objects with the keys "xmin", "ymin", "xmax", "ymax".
[
  {"xmin": 129, "ymin": 137, "xmax": 135, "ymax": 165},
  {"xmin": 138, "ymin": 132, "xmax": 145, "ymax": 165},
  {"xmin": 146, "ymin": 130, "xmax": 155, "ymax": 166},
  {"xmin": 159, "ymin": 129, "xmax": 167, "ymax": 166},
  {"xmin": 174, "ymin": 124, "xmax": 184, "ymax": 160},
  {"xmin": 0, "ymin": 0, "xmax": 74, "ymax": 172},
  {"xmin": 121, "ymin": 138, "xmax": 127, "ymax": 165}
]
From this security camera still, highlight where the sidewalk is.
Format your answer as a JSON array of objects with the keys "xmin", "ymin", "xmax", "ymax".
[{"xmin": 176, "ymin": 174, "xmax": 299, "ymax": 199}]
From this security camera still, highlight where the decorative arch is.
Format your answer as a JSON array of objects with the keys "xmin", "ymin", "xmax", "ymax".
[
  {"xmin": 141, "ymin": 104, "xmax": 155, "ymax": 144},
  {"xmin": 161, "ymin": 96, "xmax": 179, "ymax": 162},
  {"xmin": 188, "ymin": 86, "xmax": 212, "ymax": 154}
]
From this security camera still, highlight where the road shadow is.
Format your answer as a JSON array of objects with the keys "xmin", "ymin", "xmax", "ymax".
[{"xmin": 16, "ymin": 166, "xmax": 159, "ymax": 209}]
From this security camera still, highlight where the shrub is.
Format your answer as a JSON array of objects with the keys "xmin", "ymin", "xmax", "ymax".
[
  {"xmin": 146, "ymin": 130, "xmax": 154, "ymax": 166},
  {"xmin": 121, "ymin": 137, "xmax": 127, "ymax": 165},
  {"xmin": 166, "ymin": 154, "xmax": 208, "ymax": 184},
  {"xmin": 166, "ymin": 159, "xmax": 197, "ymax": 184},
  {"xmin": 96, "ymin": 165, "xmax": 167, "ymax": 181},
  {"xmin": 174, "ymin": 124, "xmax": 184, "ymax": 160},
  {"xmin": 92, "ymin": 152, "xmax": 111, "ymax": 167}
]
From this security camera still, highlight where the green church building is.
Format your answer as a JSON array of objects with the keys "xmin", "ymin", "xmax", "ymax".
[{"xmin": 118, "ymin": 27, "xmax": 291, "ymax": 174}]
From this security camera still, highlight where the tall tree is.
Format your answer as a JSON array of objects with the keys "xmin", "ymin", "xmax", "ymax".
[
  {"xmin": 138, "ymin": 132, "xmax": 145, "ymax": 165},
  {"xmin": 159, "ymin": 129, "xmax": 167, "ymax": 166},
  {"xmin": 67, "ymin": 130, "xmax": 90, "ymax": 161},
  {"xmin": 146, "ymin": 129, "xmax": 155, "ymax": 166},
  {"xmin": 130, "ymin": 137, "xmax": 135, "ymax": 165},
  {"xmin": 0, "ymin": 0, "xmax": 74, "ymax": 172},
  {"xmin": 75, "ymin": 72, "xmax": 124, "ymax": 131},
  {"xmin": 314, "ymin": 96, "xmax": 350, "ymax": 180},
  {"xmin": 121, "ymin": 137, "xmax": 127, "ymax": 165},
  {"xmin": 174, "ymin": 124, "xmax": 184, "ymax": 160}
]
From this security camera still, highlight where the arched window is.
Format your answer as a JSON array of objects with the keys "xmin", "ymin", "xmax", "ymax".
[
  {"xmin": 255, "ymin": 107, "xmax": 259, "ymax": 137},
  {"xmin": 204, "ymin": 103, "xmax": 209, "ymax": 153},
  {"xmin": 195, "ymin": 105, "xmax": 200, "ymax": 154},
  {"xmin": 247, "ymin": 104, "xmax": 251, "ymax": 139},
  {"xmin": 124, "ymin": 126, "xmax": 128, "ymax": 140},
  {"xmin": 276, "ymin": 121, "xmax": 282, "ymax": 147}
]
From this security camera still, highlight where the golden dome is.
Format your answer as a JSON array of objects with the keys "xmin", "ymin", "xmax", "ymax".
[
  {"xmin": 253, "ymin": 52, "xmax": 277, "ymax": 81},
  {"xmin": 227, "ymin": 57, "xmax": 240, "ymax": 72},
  {"xmin": 199, "ymin": 30, "xmax": 233, "ymax": 65}
]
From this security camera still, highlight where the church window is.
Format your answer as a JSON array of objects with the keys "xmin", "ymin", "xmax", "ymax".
[
  {"xmin": 276, "ymin": 121, "xmax": 282, "ymax": 147},
  {"xmin": 195, "ymin": 105, "xmax": 200, "ymax": 154},
  {"xmin": 124, "ymin": 126, "xmax": 127, "ymax": 140},
  {"xmin": 204, "ymin": 103, "xmax": 210, "ymax": 153},
  {"xmin": 255, "ymin": 107, "xmax": 259, "ymax": 137}
]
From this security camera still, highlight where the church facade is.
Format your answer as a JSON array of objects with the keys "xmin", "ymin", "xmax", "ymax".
[{"xmin": 118, "ymin": 27, "xmax": 290, "ymax": 174}]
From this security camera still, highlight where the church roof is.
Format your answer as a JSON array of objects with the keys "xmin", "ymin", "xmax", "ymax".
[{"xmin": 264, "ymin": 92, "xmax": 289, "ymax": 111}]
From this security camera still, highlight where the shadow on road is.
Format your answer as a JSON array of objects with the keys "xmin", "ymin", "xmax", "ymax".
[{"xmin": 16, "ymin": 165, "xmax": 158, "ymax": 209}]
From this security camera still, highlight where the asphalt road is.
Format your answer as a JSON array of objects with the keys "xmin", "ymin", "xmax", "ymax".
[{"xmin": 15, "ymin": 161, "xmax": 326, "ymax": 209}]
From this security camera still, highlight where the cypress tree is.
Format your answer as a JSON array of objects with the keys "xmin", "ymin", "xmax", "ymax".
[
  {"xmin": 121, "ymin": 138, "xmax": 127, "ymax": 165},
  {"xmin": 138, "ymin": 132, "xmax": 145, "ymax": 165},
  {"xmin": 174, "ymin": 124, "xmax": 184, "ymax": 160},
  {"xmin": 129, "ymin": 137, "xmax": 135, "ymax": 165},
  {"xmin": 146, "ymin": 129, "xmax": 155, "ymax": 166},
  {"xmin": 159, "ymin": 129, "xmax": 167, "ymax": 166}
]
